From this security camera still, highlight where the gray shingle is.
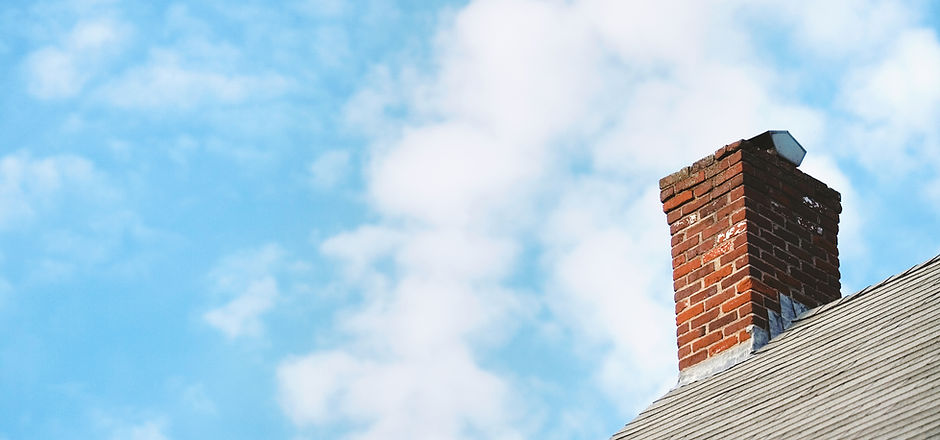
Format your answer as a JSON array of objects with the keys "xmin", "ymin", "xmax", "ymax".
[{"xmin": 613, "ymin": 253, "xmax": 940, "ymax": 440}]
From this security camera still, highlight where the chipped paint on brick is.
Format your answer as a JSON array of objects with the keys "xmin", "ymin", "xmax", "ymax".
[
  {"xmin": 716, "ymin": 221, "xmax": 747, "ymax": 242},
  {"xmin": 703, "ymin": 221, "xmax": 747, "ymax": 261},
  {"xmin": 802, "ymin": 196, "xmax": 820, "ymax": 209},
  {"xmin": 704, "ymin": 240, "xmax": 734, "ymax": 261},
  {"xmin": 676, "ymin": 213, "xmax": 699, "ymax": 229},
  {"xmin": 797, "ymin": 217, "xmax": 824, "ymax": 235}
]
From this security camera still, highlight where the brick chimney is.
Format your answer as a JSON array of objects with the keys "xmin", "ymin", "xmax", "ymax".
[{"xmin": 660, "ymin": 131, "xmax": 841, "ymax": 384}]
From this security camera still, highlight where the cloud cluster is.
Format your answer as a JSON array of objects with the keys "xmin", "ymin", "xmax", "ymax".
[
  {"xmin": 23, "ymin": 18, "xmax": 125, "ymax": 99},
  {"xmin": 0, "ymin": 152, "xmax": 160, "ymax": 283},
  {"xmin": 276, "ymin": 0, "xmax": 940, "ymax": 438},
  {"xmin": 0, "ymin": 152, "xmax": 106, "ymax": 228},
  {"xmin": 203, "ymin": 244, "xmax": 287, "ymax": 339}
]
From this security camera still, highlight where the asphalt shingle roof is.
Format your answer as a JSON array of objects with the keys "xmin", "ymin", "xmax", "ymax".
[{"xmin": 613, "ymin": 253, "xmax": 940, "ymax": 440}]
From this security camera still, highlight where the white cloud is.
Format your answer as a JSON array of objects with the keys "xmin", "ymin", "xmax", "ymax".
[
  {"xmin": 0, "ymin": 152, "xmax": 113, "ymax": 230},
  {"xmin": 24, "ymin": 18, "xmax": 125, "ymax": 99},
  {"xmin": 204, "ymin": 277, "xmax": 278, "ymax": 339},
  {"xmin": 0, "ymin": 152, "xmax": 173, "ymax": 285},
  {"xmin": 776, "ymin": 0, "xmax": 915, "ymax": 59},
  {"xmin": 308, "ymin": 150, "xmax": 352, "ymax": 189},
  {"xmin": 203, "ymin": 244, "xmax": 287, "ymax": 339},
  {"xmin": 278, "ymin": 345, "xmax": 523, "ymax": 440},
  {"xmin": 837, "ymin": 28, "xmax": 940, "ymax": 175},
  {"xmin": 282, "ymin": 0, "xmax": 940, "ymax": 437},
  {"xmin": 98, "ymin": 49, "xmax": 291, "ymax": 110},
  {"xmin": 107, "ymin": 419, "xmax": 170, "ymax": 440},
  {"xmin": 540, "ymin": 182, "xmax": 675, "ymax": 404},
  {"xmin": 181, "ymin": 383, "xmax": 217, "ymax": 415},
  {"xmin": 25, "ymin": 47, "xmax": 83, "ymax": 98}
]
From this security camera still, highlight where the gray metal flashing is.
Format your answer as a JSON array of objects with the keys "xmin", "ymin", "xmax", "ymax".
[
  {"xmin": 679, "ymin": 293, "xmax": 807, "ymax": 386},
  {"xmin": 613, "ymin": 253, "xmax": 940, "ymax": 440},
  {"xmin": 676, "ymin": 334, "xmax": 758, "ymax": 386}
]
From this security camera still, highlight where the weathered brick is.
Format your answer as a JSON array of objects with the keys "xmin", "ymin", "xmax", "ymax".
[
  {"xmin": 709, "ymin": 335, "xmax": 739, "ymax": 356},
  {"xmin": 674, "ymin": 282, "xmax": 701, "ymax": 302},
  {"xmin": 689, "ymin": 285, "xmax": 717, "ymax": 305},
  {"xmin": 721, "ymin": 292, "xmax": 751, "ymax": 313},
  {"xmin": 719, "ymin": 267, "xmax": 750, "ymax": 290},
  {"xmin": 707, "ymin": 311, "xmax": 737, "ymax": 332},
  {"xmin": 722, "ymin": 314, "xmax": 750, "ymax": 336},
  {"xmin": 663, "ymin": 189, "xmax": 693, "ymax": 212},
  {"xmin": 676, "ymin": 302, "xmax": 704, "ymax": 326},
  {"xmin": 677, "ymin": 325, "xmax": 704, "ymax": 347},
  {"xmin": 660, "ymin": 185, "xmax": 676, "ymax": 203},
  {"xmin": 664, "ymin": 136, "xmax": 841, "ymax": 373},
  {"xmin": 692, "ymin": 331, "xmax": 722, "ymax": 352},
  {"xmin": 703, "ymin": 264, "xmax": 733, "ymax": 287},
  {"xmin": 690, "ymin": 308, "xmax": 720, "ymax": 329},
  {"xmin": 679, "ymin": 350, "xmax": 707, "ymax": 370}
]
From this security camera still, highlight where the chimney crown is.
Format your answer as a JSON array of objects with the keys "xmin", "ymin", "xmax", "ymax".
[{"xmin": 661, "ymin": 131, "xmax": 841, "ymax": 384}]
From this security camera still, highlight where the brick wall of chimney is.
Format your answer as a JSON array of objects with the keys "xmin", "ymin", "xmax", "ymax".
[{"xmin": 660, "ymin": 139, "xmax": 841, "ymax": 372}]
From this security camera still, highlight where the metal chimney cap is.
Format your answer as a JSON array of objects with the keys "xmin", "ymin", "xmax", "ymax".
[{"xmin": 748, "ymin": 130, "xmax": 807, "ymax": 166}]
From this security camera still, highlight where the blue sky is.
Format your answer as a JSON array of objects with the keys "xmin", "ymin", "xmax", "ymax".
[{"xmin": 1, "ymin": 0, "xmax": 939, "ymax": 439}]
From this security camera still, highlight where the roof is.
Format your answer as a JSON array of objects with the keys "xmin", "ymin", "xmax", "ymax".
[{"xmin": 613, "ymin": 253, "xmax": 940, "ymax": 440}]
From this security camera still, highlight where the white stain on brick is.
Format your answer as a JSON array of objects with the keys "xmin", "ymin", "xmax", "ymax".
[
  {"xmin": 677, "ymin": 213, "xmax": 699, "ymax": 229},
  {"xmin": 797, "ymin": 217, "xmax": 824, "ymax": 235},
  {"xmin": 716, "ymin": 221, "xmax": 747, "ymax": 242},
  {"xmin": 802, "ymin": 196, "xmax": 820, "ymax": 209}
]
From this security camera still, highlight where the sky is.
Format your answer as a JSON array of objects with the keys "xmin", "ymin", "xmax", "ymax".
[{"xmin": 1, "ymin": 0, "xmax": 939, "ymax": 439}]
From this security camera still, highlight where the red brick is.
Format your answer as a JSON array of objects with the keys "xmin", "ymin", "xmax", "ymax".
[
  {"xmin": 680, "ymin": 194, "xmax": 711, "ymax": 216},
  {"xmin": 675, "ymin": 299, "xmax": 687, "ymax": 314},
  {"xmin": 692, "ymin": 331, "xmax": 723, "ymax": 352},
  {"xmin": 660, "ymin": 185, "xmax": 676, "ymax": 203},
  {"xmin": 675, "ymin": 170, "xmax": 705, "ymax": 192},
  {"xmin": 705, "ymin": 288, "xmax": 735, "ymax": 311},
  {"xmin": 716, "ymin": 195, "xmax": 746, "ymax": 221},
  {"xmin": 666, "ymin": 208, "xmax": 683, "ymax": 224},
  {"xmin": 674, "ymin": 282, "xmax": 701, "ymax": 302},
  {"xmin": 688, "ymin": 262, "xmax": 716, "ymax": 284},
  {"xmin": 673, "ymin": 256, "xmax": 703, "ymax": 280},
  {"xmin": 689, "ymin": 285, "xmax": 717, "ymax": 305},
  {"xmin": 672, "ymin": 254, "xmax": 686, "ymax": 269},
  {"xmin": 707, "ymin": 311, "xmax": 738, "ymax": 332},
  {"xmin": 722, "ymin": 315, "xmax": 750, "ymax": 336},
  {"xmin": 690, "ymin": 236, "xmax": 717, "ymax": 256},
  {"xmin": 676, "ymin": 302, "xmax": 704, "ymax": 326},
  {"xmin": 685, "ymin": 216, "xmax": 715, "ymax": 238},
  {"xmin": 735, "ymin": 277, "xmax": 775, "ymax": 296},
  {"xmin": 676, "ymin": 322, "xmax": 690, "ymax": 337},
  {"xmin": 721, "ymin": 292, "xmax": 752, "ymax": 313},
  {"xmin": 693, "ymin": 180, "xmax": 715, "ymax": 197},
  {"xmin": 718, "ymin": 243, "xmax": 749, "ymax": 267},
  {"xmin": 690, "ymin": 308, "xmax": 720, "ymax": 329},
  {"xmin": 674, "ymin": 278, "xmax": 687, "ymax": 291},
  {"xmin": 703, "ymin": 240, "xmax": 734, "ymax": 263},
  {"xmin": 679, "ymin": 350, "xmax": 707, "ymax": 370},
  {"xmin": 709, "ymin": 336, "xmax": 739, "ymax": 356},
  {"xmin": 703, "ymin": 264, "xmax": 733, "ymax": 287},
  {"xmin": 677, "ymin": 326, "xmax": 704, "ymax": 347},
  {"xmin": 671, "ymin": 235, "xmax": 699, "ymax": 258},
  {"xmin": 663, "ymin": 189, "xmax": 693, "ymax": 212},
  {"xmin": 719, "ymin": 266, "xmax": 750, "ymax": 290}
]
